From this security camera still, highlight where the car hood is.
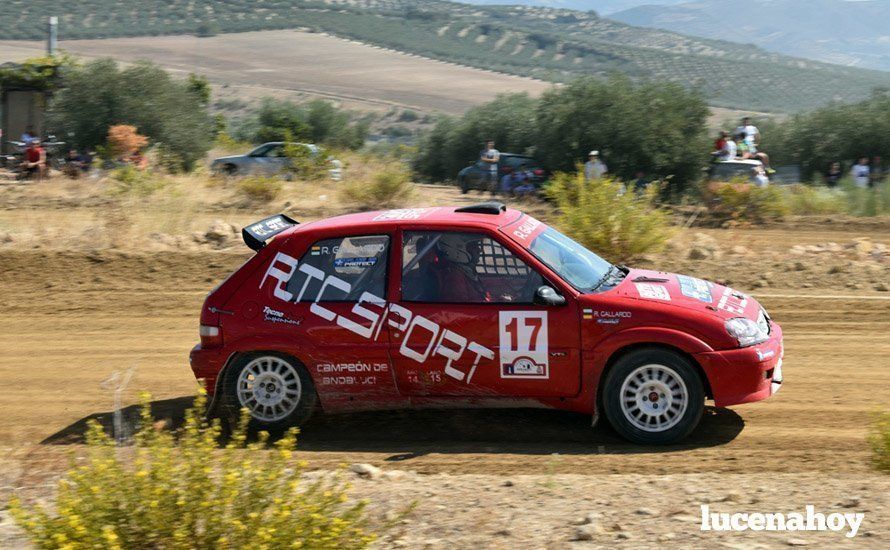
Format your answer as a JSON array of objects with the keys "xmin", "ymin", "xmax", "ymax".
[{"xmin": 602, "ymin": 268, "xmax": 763, "ymax": 322}]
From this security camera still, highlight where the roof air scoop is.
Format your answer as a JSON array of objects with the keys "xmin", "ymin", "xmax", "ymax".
[{"xmin": 455, "ymin": 201, "xmax": 507, "ymax": 215}]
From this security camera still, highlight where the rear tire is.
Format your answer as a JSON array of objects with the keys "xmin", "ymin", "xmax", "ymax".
[
  {"xmin": 220, "ymin": 352, "xmax": 317, "ymax": 432},
  {"xmin": 459, "ymin": 177, "xmax": 469, "ymax": 194},
  {"xmin": 602, "ymin": 348, "xmax": 704, "ymax": 445},
  {"xmin": 223, "ymin": 164, "xmax": 238, "ymax": 177}
]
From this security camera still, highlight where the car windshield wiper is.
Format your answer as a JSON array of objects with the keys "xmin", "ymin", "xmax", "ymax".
[{"xmin": 590, "ymin": 265, "xmax": 618, "ymax": 292}]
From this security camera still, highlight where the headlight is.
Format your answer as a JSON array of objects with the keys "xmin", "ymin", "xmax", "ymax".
[{"xmin": 725, "ymin": 316, "xmax": 768, "ymax": 347}]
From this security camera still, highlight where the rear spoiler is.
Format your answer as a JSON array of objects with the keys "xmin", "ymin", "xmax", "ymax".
[{"xmin": 242, "ymin": 214, "xmax": 299, "ymax": 252}]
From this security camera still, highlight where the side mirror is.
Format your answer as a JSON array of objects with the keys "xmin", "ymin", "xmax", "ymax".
[{"xmin": 533, "ymin": 286, "xmax": 566, "ymax": 307}]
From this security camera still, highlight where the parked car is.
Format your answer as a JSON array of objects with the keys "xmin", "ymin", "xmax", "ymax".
[
  {"xmin": 210, "ymin": 142, "xmax": 342, "ymax": 180},
  {"xmin": 457, "ymin": 153, "xmax": 547, "ymax": 193},
  {"xmin": 190, "ymin": 202, "xmax": 783, "ymax": 444},
  {"xmin": 706, "ymin": 159, "xmax": 768, "ymax": 184}
]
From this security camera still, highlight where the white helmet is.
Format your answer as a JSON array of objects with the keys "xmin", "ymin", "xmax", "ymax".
[{"xmin": 437, "ymin": 234, "xmax": 476, "ymax": 266}]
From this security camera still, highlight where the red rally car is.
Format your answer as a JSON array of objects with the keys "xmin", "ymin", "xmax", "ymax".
[{"xmin": 190, "ymin": 202, "xmax": 783, "ymax": 444}]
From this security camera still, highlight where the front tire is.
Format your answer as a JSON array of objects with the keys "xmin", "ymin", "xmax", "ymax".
[
  {"xmin": 459, "ymin": 177, "xmax": 469, "ymax": 194},
  {"xmin": 220, "ymin": 352, "xmax": 317, "ymax": 432},
  {"xmin": 602, "ymin": 348, "xmax": 704, "ymax": 445}
]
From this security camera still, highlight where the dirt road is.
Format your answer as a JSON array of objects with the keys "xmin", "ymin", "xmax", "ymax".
[{"xmin": 0, "ymin": 243, "xmax": 886, "ymax": 477}]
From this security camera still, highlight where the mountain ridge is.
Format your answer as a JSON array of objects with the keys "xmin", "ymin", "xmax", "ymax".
[{"xmin": 612, "ymin": 0, "xmax": 890, "ymax": 71}]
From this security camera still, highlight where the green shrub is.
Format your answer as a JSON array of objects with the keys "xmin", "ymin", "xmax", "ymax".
[
  {"xmin": 868, "ymin": 411, "xmax": 890, "ymax": 473},
  {"xmin": 283, "ymin": 141, "xmax": 329, "ymax": 180},
  {"xmin": 49, "ymin": 59, "xmax": 214, "ymax": 172},
  {"xmin": 109, "ymin": 166, "xmax": 169, "ymax": 197},
  {"xmin": 702, "ymin": 179, "xmax": 789, "ymax": 223},
  {"xmin": 239, "ymin": 98, "xmax": 369, "ymax": 150},
  {"xmin": 543, "ymin": 169, "xmax": 671, "ymax": 262},
  {"xmin": 340, "ymin": 161, "xmax": 414, "ymax": 210},
  {"xmin": 9, "ymin": 392, "xmax": 376, "ymax": 549},
  {"xmin": 783, "ymin": 184, "xmax": 848, "ymax": 215},
  {"xmin": 237, "ymin": 176, "xmax": 284, "ymax": 203},
  {"xmin": 842, "ymin": 179, "xmax": 890, "ymax": 217}
]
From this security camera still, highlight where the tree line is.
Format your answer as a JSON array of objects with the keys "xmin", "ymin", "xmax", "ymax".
[
  {"xmin": 413, "ymin": 75, "xmax": 710, "ymax": 190},
  {"xmin": 39, "ymin": 59, "xmax": 368, "ymax": 171},
  {"xmin": 759, "ymin": 89, "xmax": 890, "ymax": 181}
]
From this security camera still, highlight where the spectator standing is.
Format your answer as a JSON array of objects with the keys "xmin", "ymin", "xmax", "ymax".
[
  {"xmin": 480, "ymin": 140, "xmax": 500, "ymax": 188},
  {"xmin": 826, "ymin": 162, "xmax": 842, "ymax": 188},
  {"xmin": 632, "ymin": 171, "xmax": 649, "ymax": 194},
  {"xmin": 22, "ymin": 139, "xmax": 47, "ymax": 180},
  {"xmin": 584, "ymin": 150, "xmax": 607, "ymax": 180},
  {"xmin": 851, "ymin": 157, "xmax": 870, "ymax": 188},
  {"xmin": 20, "ymin": 126, "xmax": 36, "ymax": 145}
]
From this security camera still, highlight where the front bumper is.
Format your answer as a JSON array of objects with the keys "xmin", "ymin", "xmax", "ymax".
[{"xmin": 694, "ymin": 323, "xmax": 784, "ymax": 407}]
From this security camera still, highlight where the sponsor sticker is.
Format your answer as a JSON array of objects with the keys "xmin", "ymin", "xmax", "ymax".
[
  {"xmin": 717, "ymin": 287, "xmax": 748, "ymax": 315},
  {"xmin": 263, "ymin": 306, "xmax": 301, "ymax": 326},
  {"xmin": 677, "ymin": 275, "xmax": 713, "ymax": 303},
  {"xmin": 372, "ymin": 207, "xmax": 438, "ymax": 221},
  {"xmin": 333, "ymin": 256, "xmax": 377, "ymax": 269},
  {"xmin": 635, "ymin": 283, "xmax": 671, "ymax": 301}
]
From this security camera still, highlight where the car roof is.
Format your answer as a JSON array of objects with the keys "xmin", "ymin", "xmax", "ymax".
[
  {"xmin": 285, "ymin": 204, "xmax": 525, "ymax": 238},
  {"xmin": 499, "ymin": 153, "xmax": 536, "ymax": 159},
  {"xmin": 716, "ymin": 159, "xmax": 762, "ymax": 166}
]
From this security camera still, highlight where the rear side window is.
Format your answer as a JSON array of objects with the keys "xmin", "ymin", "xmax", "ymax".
[{"xmin": 286, "ymin": 235, "xmax": 389, "ymax": 302}]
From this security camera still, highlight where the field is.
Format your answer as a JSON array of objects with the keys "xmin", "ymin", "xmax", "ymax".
[
  {"xmin": 0, "ymin": 31, "xmax": 552, "ymax": 116},
  {"xmin": 0, "ymin": 171, "xmax": 888, "ymax": 546},
  {"xmin": 4, "ymin": 1, "xmax": 890, "ymax": 111}
]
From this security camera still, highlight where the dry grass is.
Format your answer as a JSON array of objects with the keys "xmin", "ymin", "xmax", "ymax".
[{"xmin": 0, "ymin": 160, "xmax": 490, "ymax": 251}]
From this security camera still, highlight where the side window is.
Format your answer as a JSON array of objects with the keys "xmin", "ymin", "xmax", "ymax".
[
  {"xmin": 286, "ymin": 235, "xmax": 389, "ymax": 302},
  {"xmin": 402, "ymin": 231, "xmax": 542, "ymax": 304}
]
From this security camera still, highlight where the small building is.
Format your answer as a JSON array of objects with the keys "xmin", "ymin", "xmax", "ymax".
[{"xmin": 0, "ymin": 61, "xmax": 55, "ymax": 155}]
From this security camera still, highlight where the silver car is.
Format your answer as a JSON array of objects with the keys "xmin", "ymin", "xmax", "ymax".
[{"xmin": 210, "ymin": 142, "xmax": 342, "ymax": 180}]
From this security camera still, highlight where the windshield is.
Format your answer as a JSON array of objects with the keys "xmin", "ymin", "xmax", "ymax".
[{"xmin": 528, "ymin": 227, "xmax": 613, "ymax": 292}]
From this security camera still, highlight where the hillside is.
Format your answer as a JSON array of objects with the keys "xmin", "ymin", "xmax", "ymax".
[
  {"xmin": 3, "ymin": 0, "xmax": 890, "ymax": 112},
  {"xmin": 612, "ymin": 0, "xmax": 890, "ymax": 71},
  {"xmin": 0, "ymin": 31, "xmax": 552, "ymax": 116},
  {"xmin": 465, "ymin": 1, "xmax": 687, "ymax": 15}
]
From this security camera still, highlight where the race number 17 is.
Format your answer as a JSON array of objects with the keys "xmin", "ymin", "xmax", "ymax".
[
  {"xmin": 498, "ymin": 311, "xmax": 549, "ymax": 379},
  {"xmin": 504, "ymin": 315, "xmax": 543, "ymax": 351}
]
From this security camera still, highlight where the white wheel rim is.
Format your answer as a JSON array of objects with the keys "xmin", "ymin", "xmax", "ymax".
[
  {"xmin": 236, "ymin": 357, "xmax": 302, "ymax": 422},
  {"xmin": 619, "ymin": 364, "xmax": 688, "ymax": 433}
]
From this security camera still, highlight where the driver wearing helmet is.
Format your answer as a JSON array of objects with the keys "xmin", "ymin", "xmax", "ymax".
[{"xmin": 434, "ymin": 233, "xmax": 490, "ymax": 303}]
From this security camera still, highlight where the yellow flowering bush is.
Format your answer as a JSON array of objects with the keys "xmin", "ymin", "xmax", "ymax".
[
  {"xmin": 869, "ymin": 411, "xmax": 890, "ymax": 473},
  {"xmin": 544, "ymin": 169, "xmax": 671, "ymax": 262},
  {"xmin": 9, "ymin": 392, "xmax": 375, "ymax": 549}
]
